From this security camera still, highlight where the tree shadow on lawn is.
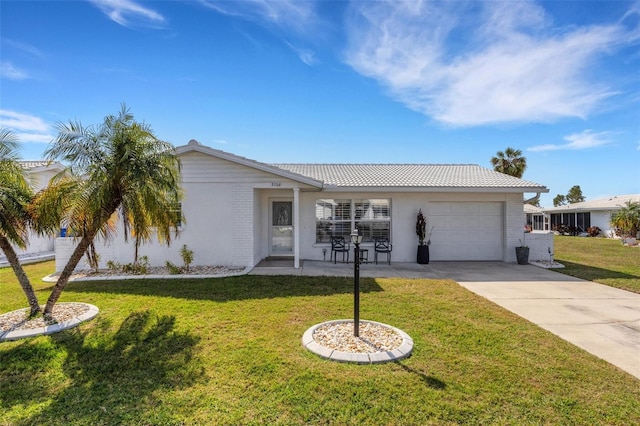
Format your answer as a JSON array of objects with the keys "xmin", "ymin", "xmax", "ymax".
[
  {"xmin": 61, "ymin": 275, "xmax": 385, "ymax": 303},
  {"xmin": 555, "ymin": 261, "xmax": 640, "ymax": 282},
  {"xmin": 1, "ymin": 310, "xmax": 204, "ymax": 425}
]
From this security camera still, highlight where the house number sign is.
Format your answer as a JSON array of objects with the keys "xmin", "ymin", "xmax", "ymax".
[{"xmin": 271, "ymin": 182, "xmax": 281, "ymax": 187}]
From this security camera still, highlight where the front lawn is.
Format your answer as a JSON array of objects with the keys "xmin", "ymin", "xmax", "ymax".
[
  {"xmin": 1, "ymin": 261, "xmax": 639, "ymax": 425},
  {"xmin": 552, "ymin": 235, "xmax": 640, "ymax": 294}
]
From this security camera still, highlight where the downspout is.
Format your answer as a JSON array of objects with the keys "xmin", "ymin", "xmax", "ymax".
[{"xmin": 523, "ymin": 193, "xmax": 540, "ymax": 205}]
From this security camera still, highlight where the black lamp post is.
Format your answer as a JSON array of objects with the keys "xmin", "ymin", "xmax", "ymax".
[{"xmin": 350, "ymin": 228, "xmax": 363, "ymax": 337}]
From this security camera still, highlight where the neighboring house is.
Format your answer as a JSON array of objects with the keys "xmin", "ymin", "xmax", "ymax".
[
  {"xmin": 544, "ymin": 194, "xmax": 640, "ymax": 237},
  {"xmin": 55, "ymin": 140, "xmax": 551, "ymax": 271},
  {"xmin": 524, "ymin": 203, "xmax": 547, "ymax": 231},
  {"xmin": 0, "ymin": 161, "xmax": 65, "ymax": 265}
]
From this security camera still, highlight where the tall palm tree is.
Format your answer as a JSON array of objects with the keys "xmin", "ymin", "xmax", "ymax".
[
  {"xmin": 32, "ymin": 105, "xmax": 182, "ymax": 319},
  {"xmin": 490, "ymin": 147, "xmax": 527, "ymax": 178},
  {"xmin": 0, "ymin": 128, "xmax": 41, "ymax": 316}
]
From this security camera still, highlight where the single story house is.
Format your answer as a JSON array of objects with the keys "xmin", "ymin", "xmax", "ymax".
[
  {"xmin": 524, "ymin": 203, "xmax": 547, "ymax": 231},
  {"xmin": 544, "ymin": 194, "xmax": 640, "ymax": 237},
  {"xmin": 55, "ymin": 140, "xmax": 552, "ymax": 271}
]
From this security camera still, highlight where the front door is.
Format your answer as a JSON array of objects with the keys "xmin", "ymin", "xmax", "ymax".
[{"xmin": 271, "ymin": 201, "xmax": 293, "ymax": 255}]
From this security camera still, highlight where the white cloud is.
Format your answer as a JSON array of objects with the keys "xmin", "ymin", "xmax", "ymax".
[
  {"xmin": 1, "ymin": 61, "xmax": 31, "ymax": 80},
  {"xmin": 528, "ymin": 130, "xmax": 615, "ymax": 152},
  {"xmin": 0, "ymin": 110, "xmax": 52, "ymax": 144},
  {"xmin": 344, "ymin": 0, "xmax": 634, "ymax": 126},
  {"xmin": 200, "ymin": 0, "xmax": 319, "ymax": 65},
  {"xmin": 89, "ymin": 0, "xmax": 165, "ymax": 28},
  {"xmin": 199, "ymin": 0, "xmax": 315, "ymax": 34}
]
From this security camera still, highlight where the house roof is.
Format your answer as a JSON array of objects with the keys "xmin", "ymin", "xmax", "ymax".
[
  {"xmin": 19, "ymin": 161, "xmax": 65, "ymax": 173},
  {"xmin": 272, "ymin": 163, "xmax": 548, "ymax": 192},
  {"xmin": 544, "ymin": 194, "xmax": 640, "ymax": 213},
  {"xmin": 524, "ymin": 204, "xmax": 544, "ymax": 214},
  {"xmin": 175, "ymin": 141, "xmax": 548, "ymax": 193}
]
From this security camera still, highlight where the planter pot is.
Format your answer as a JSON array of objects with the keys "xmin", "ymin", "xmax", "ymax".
[
  {"xmin": 417, "ymin": 245, "xmax": 430, "ymax": 264},
  {"xmin": 515, "ymin": 247, "xmax": 529, "ymax": 265}
]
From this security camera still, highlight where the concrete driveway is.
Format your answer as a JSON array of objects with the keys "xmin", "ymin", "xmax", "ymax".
[{"xmin": 251, "ymin": 260, "xmax": 640, "ymax": 379}]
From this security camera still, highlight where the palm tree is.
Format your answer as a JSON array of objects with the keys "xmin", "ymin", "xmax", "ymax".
[
  {"xmin": 490, "ymin": 147, "xmax": 527, "ymax": 178},
  {"xmin": 0, "ymin": 128, "xmax": 41, "ymax": 316},
  {"xmin": 610, "ymin": 201, "xmax": 640, "ymax": 238},
  {"xmin": 32, "ymin": 105, "xmax": 182, "ymax": 319}
]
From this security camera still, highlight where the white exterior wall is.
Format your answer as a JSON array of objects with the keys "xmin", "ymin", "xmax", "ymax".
[
  {"xmin": 525, "ymin": 232, "xmax": 555, "ymax": 261},
  {"xmin": 53, "ymin": 151, "xmax": 311, "ymax": 271},
  {"xmin": 592, "ymin": 211, "xmax": 614, "ymax": 236}
]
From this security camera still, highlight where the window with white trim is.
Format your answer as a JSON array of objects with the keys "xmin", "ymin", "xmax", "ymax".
[{"xmin": 315, "ymin": 199, "xmax": 391, "ymax": 243}]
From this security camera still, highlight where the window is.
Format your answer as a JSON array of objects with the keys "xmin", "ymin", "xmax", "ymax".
[{"xmin": 315, "ymin": 199, "xmax": 391, "ymax": 243}]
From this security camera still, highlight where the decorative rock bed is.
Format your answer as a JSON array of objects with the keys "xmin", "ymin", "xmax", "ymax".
[
  {"xmin": 0, "ymin": 302, "xmax": 99, "ymax": 341},
  {"xmin": 302, "ymin": 320, "xmax": 413, "ymax": 364}
]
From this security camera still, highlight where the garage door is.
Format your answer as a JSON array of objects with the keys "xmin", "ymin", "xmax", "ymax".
[{"xmin": 428, "ymin": 202, "xmax": 503, "ymax": 261}]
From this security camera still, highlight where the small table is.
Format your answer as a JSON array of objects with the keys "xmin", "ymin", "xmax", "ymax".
[{"xmin": 358, "ymin": 249, "xmax": 369, "ymax": 264}]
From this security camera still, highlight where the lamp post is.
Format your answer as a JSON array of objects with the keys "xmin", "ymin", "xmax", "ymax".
[{"xmin": 350, "ymin": 228, "xmax": 363, "ymax": 337}]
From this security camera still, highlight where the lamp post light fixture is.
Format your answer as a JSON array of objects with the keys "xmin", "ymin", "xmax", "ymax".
[{"xmin": 350, "ymin": 228, "xmax": 363, "ymax": 337}]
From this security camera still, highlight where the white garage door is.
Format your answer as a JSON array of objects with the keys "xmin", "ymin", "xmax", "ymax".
[{"xmin": 428, "ymin": 202, "xmax": 503, "ymax": 261}]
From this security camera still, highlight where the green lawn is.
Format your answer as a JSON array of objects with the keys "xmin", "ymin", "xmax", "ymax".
[
  {"xmin": 1, "ymin": 261, "xmax": 639, "ymax": 425},
  {"xmin": 552, "ymin": 235, "xmax": 640, "ymax": 294}
]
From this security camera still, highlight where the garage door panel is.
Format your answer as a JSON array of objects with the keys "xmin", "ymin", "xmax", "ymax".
[{"xmin": 429, "ymin": 202, "xmax": 503, "ymax": 261}]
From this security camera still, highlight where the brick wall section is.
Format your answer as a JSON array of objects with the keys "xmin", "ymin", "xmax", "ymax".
[
  {"xmin": 231, "ymin": 185, "xmax": 255, "ymax": 267},
  {"xmin": 525, "ymin": 232, "xmax": 555, "ymax": 261},
  {"xmin": 505, "ymin": 194, "xmax": 526, "ymax": 262}
]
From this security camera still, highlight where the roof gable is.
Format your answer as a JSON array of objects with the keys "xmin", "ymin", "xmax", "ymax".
[{"xmin": 175, "ymin": 140, "xmax": 323, "ymax": 188}]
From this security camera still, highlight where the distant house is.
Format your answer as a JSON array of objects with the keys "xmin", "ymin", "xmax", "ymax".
[
  {"xmin": 54, "ymin": 140, "xmax": 552, "ymax": 271},
  {"xmin": 544, "ymin": 194, "xmax": 640, "ymax": 237},
  {"xmin": 524, "ymin": 203, "xmax": 547, "ymax": 231}
]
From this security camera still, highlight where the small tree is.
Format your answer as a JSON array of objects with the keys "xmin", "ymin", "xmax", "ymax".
[
  {"xmin": 553, "ymin": 194, "xmax": 567, "ymax": 207},
  {"xmin": 31, "ymin": 105, "xmax": 182, "ymax": 319},
  {"xmin": 553, "ymin": 185, "xmax": 585, "ymax": 206},
  {"xmin": 566, "ymin": 185, "xmax": 586, "ymax": 204},
  {"xmin": 180, "ymin": 244, "xmax": 194, "ymax": 272},
  {"xmin": 610, "ymin": 201, "xmax": 640, "ymax": 238},
  {"xmin": 0, "ymin": 128, "xmax": 41, "ymax": 316}
]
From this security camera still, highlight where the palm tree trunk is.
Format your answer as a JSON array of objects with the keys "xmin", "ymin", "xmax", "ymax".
[
  {"xmin": 43, "ymin": 232, "xmax": 95, "ymax": 320},
  {"xmin": 0, "ymin": 235, "xmax": 41, "ymax": 317}
]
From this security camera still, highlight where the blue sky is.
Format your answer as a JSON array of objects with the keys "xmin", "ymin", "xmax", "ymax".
[{"xmin": 1, "ymin": 0, "xmax": 639, "ymax": 207}]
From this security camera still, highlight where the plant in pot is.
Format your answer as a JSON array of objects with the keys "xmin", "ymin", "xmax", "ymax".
[
  {"xmin": 515, "ymin": 236, "xmax": 529, "ymax": 265},
  {"xmin": 416, "ymin": 209, "xmax": 433, "ymax": 264}
]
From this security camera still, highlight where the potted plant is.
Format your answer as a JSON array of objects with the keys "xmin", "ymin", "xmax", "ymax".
[
  {"xmin": 515, "ymin": 237, "xmax": 529, "ymax": 265},
  {"xmin": 416, "ymin": 209, "xmax": 433, "ymax": 264}
]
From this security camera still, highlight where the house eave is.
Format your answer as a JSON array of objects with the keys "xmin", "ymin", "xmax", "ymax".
[{"xmin": 319, "ymin": 186, "xmax": 549, "ymax": 193}]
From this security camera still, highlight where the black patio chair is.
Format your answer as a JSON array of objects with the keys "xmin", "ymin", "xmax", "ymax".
[
  {"xmin": 330, "ymin": 236, "xmax": 350, "ymax": 264},
  {"xmin": 374, "ymin": 238, "xmax": 392, "ymax": 265}
]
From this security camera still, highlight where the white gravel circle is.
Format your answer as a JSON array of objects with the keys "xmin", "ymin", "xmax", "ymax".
[{"xmin": 302, "ymin": 319, "xmax": 413, "ymax": 364}]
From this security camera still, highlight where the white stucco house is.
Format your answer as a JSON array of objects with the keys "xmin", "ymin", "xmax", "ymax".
[
  {"xmin": 544, "ymin": 194, "xmax": 640, "ymax": 237},
  {"xmin": 54, "ymin": 140, "xmax": 552, "ymax": 271}
]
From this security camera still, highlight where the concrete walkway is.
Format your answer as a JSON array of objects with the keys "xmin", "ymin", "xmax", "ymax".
[{"xmin": 251, "ymin": 261, "xmax": 640, "ymax": 379}]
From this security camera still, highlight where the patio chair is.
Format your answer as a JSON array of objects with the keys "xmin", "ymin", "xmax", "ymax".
[
  {"xmin": 330, "ymin": 237, "xmax": 350, "ymax": 264},
  {"xmin": 374, "ymin": 238, "xmax": 392, "ymax": 265}
]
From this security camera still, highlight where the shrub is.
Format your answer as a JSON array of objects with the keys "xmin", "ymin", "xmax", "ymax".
[
  {"xmin": 165, "ymin": 260, "xmax": 182, "ymax": 275},
  {"xmin": 180, "ymin": 245, "xmax": 194, "ymax": 272},
  {"xmin": 587, "ymin": 226, "xmax": 601, "ymax": 237}
]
